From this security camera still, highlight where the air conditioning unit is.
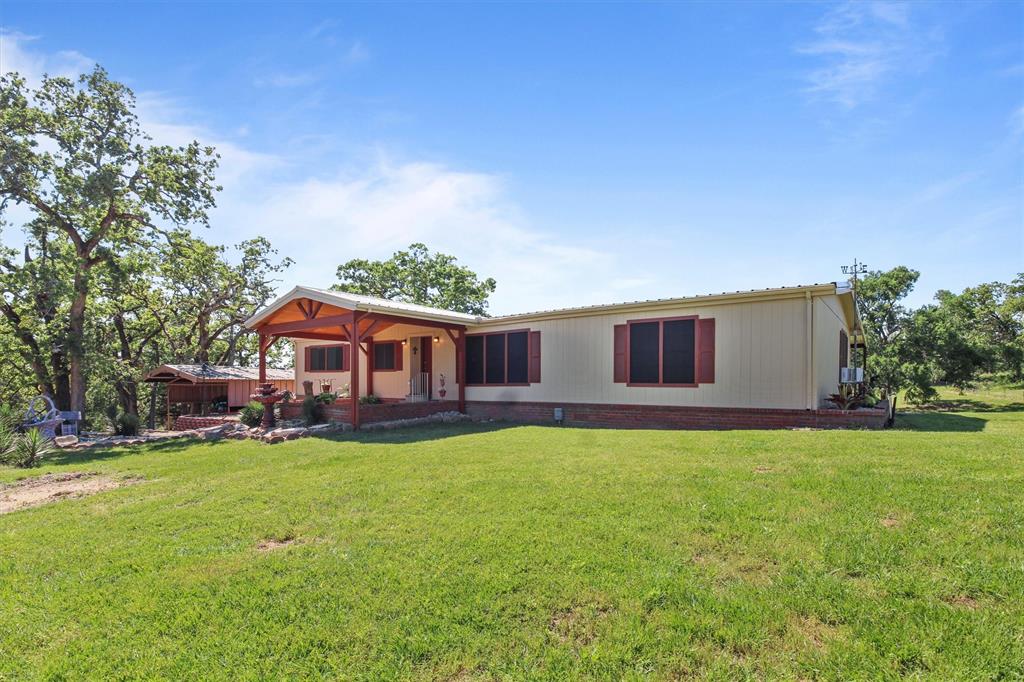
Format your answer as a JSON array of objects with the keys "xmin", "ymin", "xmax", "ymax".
[{"xmin": 840, "ymin": 367, "xmax": 864, "ymax": 383}]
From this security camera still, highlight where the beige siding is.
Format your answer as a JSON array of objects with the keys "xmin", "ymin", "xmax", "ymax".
[
  {"xmin": 284, "ymin": 289, "xmax": 852, "ymax": 411},
  {"xmin": 293, "ymin": 323, "xmax": 459, "ymax": 400},
  {"xmin": 467, "ymin": 297, "xmax": 811, "ymax": 409}
]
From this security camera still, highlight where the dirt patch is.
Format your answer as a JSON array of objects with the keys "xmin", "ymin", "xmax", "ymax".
[
  {"xmin": 257, "ymin": 535, "xmax": 297, "ymax": 552},
  {"xmin": 790, "ymin": 614, "xmax": 842, "ymax": 651},
  {"xmin": 0, "ymin": 472, "xmax": 142, "ymax": 514},
  {"xmin": 754, "ymin": 465, "xmax": 772, "ymax": 474},
  {"xmin": 880, "ymin": 516, "xmax": 900, "ymax": 528},
  {"xmin": 549, "ymin": 601, "xmax": 612, "ymax": 646},
  {"xmin": 944, "ymin": 594, "xmax": 979, "ymax": 610}
]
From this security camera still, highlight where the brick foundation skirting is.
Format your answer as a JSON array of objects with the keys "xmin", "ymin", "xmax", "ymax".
[
  {"xmin": 280, "ymin": 400, "xmax": 457, "ymax": 424},
  {"xmin": 465, "ymin": 400, "xmax": 889, "ymax": 430}
]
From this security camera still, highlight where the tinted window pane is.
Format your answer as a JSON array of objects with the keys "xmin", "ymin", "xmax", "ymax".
[
  {"xmin": 485, "ymin": 334, "xmax": 506, "ymax": 384},
  {"xmin": 663, "ymin": 319, "xmax": 695, "ymax": 384},
  {"xmin": 507, "ymin": 331, "xmax": 529, "ymax": 383},
  {"xmin": 309, "ymin": 347, "xmax": 325, "ymax": 371},
  {"xmin": 629, "ymin": 322, "xmax": 660, "ymax": 383},
  {"xmin": 373, "ymin": 343, "xmax": 395, "ymax": 370},
  {"xmin": 466, "ymin": 336, "xmax": 484, "ymax": 384},
  {"xmin": 326, "ymin": 346, "xmax": 344, "ymax": 371}
]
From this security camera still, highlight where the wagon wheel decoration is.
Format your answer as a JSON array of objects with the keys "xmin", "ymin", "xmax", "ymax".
[{"xmin": 24, "ymin": 394, "xmax": 59, "ymax": 425}]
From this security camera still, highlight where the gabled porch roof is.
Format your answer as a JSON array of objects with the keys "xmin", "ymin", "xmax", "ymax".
[{"xmin": 244, "ymin": 285, "xmax": 477, "ymax": 332}]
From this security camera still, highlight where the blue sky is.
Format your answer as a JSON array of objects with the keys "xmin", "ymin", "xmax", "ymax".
[{"xmin": 2, "ymin": 1, "xmax": 1022, "ymax": 314}]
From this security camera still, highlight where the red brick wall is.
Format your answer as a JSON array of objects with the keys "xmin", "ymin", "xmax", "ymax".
[
  {"xmin": 174, "ymin": 415, "xmax": 234, "ymax": 430},
  {"xmin": 279, "ymin": 400, "xmax": 456, "ymax": 424},
  {"xmin": 465, "ymin": 401, "xmax": 889, "ymax": 430}
]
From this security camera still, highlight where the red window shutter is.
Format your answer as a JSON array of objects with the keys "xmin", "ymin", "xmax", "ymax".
[
  {"xmin": 613, "ymin": 324, "xmax": 627, "ymax": 383},
  {"xmin": 395, "ymin": 342, "xmax": 403, "ymax": 371},
  {"xmin": 342, "ymin": 345, "xmax": 350, "ymax": 372},
  {"xmin": 528, "ymin": 331, "xmax": 541, "ymax": 383},
  {"xmin": 698, "ymin": 318, "xmax": 715, "ymax": 384},
  {"xmin": 304, "ymin": 346, "xmax": 310, "ymax": 372}
]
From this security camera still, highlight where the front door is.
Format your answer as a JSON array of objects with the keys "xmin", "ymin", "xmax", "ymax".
[{"xmin": 419, "ymin": 336, "xmax": 433, "ymax": 399}]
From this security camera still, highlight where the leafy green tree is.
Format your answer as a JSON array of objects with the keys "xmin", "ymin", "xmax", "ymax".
[
  {"xmin": 0, "ymin": 219, "xmax": 76, "ymax": 407},
  {"xmin": 333, "ymin": 243, "xmax": 496, "ymax": 315},
  {"xmin": 0, "ymin": 66, "xmax": 219, "ymax": 412},
  {"xmin": 936, "ymin": 277, "xmax": 1024, "ymax": 380},
  {"xmin": 155, "ymin": 231, "xmax": 292, "ymax": 364},
  {"xmin": 856, "ymin": 267, "xmax": 920, "ymax": 397}
]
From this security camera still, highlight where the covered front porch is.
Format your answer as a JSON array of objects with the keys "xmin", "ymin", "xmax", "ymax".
[{"xmin": 245, "ymin": 287, "xmax": 476, "ymax": 429}]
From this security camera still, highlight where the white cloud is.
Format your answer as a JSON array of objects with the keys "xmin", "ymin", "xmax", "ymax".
[
  {"xmin": 797, "ymin": 2, "xmax": 943, "ymax": 109},
  {"xmin": 344, "ymin": 40, "xmax": 370, "ymax": 64},
  {"xmin": 253, "ymin": 71, "xmax": 319, "ymax": 88},
  {"xmin": 219, "ymin": 157, "xmax": 618, "ymax": 314},
  {"xmin": 0, "ymin": 30, "xmax": 93, "ymax": 86}
]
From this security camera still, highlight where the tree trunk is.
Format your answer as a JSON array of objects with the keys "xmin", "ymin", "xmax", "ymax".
[{"xmin": 68, "ymin": 268, "xmax": 89, "ymax": 414}]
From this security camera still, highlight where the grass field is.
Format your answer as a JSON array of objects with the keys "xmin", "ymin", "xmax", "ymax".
[{"xmin": 1, "ymin": 385, "xmax": 1022, "ymax": 680}]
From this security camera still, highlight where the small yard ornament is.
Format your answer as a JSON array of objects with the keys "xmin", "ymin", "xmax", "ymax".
[{"xmin": 438, "ymin": 374, "xmax": 447, "ymax": 399}]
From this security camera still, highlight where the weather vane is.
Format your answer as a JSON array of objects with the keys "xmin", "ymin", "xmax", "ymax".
[{"xmin": 841, "ymin": 259, "xmax": 868, "ymax": 278}]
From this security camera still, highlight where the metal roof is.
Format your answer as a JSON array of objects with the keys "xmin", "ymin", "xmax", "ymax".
[
  {"xmin": 245, "ymin": 281, "xmax": 855, "ymax": 329},
  {"xmin": 244, "ymin": 285, "xmax": 479, "ymax": 329},
  {"xmin": 144, "ymin": 364, "xmax": 293, "ymax": 383},
  {"xmin": 482, "ymin": 283, "xmax": 844, "ymax": 323}
]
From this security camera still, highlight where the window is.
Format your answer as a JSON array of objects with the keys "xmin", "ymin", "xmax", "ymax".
[
  {"xmin": 627, "ymin": 317, "xmax": 696, "ymax": 385},
  {"xmin": 307, "ymin": 344, "xmax": 347, "ymax": 372},
  {"xmin": 373, "ymin": 341, "xmax": 402, "ymax": 371},
  {"xmin": 465, "ymin": 330, "xmax": 538, "ymax": 385},
  {"xmin": 466, "ymin": 336, "xmax": 485, "ymax": 385}
]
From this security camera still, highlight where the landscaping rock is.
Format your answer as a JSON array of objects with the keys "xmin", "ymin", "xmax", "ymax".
[{"xmin": 54, "ymin": 435, "xmax": 79, "ymax": 448}]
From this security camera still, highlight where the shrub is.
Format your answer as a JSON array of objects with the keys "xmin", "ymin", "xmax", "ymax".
[
  {"xmin": 315, "ymin": 392, "xmax": 336, "ymax": 405},
  {"xmin": 359, "ymin": 394, "xmax": 382, "ymax": 405},
  {"xmin": 2, "ymin": 427, "xmax": 53, "ymax": 468},
  {"xmin": 114, "ymin": 412, "xmax": 140, "ymax": 436},
  {"xmin": 301, "ymin": 395, "xmax": 322, "ymax": 426},
  {"xmin": 239, "ymin": 401, "xmax": 265, "ymax": 428},
  {"xmin": 828, "ymin": 384, "xmax": 865, "ymax": 410}
]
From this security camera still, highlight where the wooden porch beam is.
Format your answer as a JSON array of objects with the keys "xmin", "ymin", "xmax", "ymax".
[
  {"xmin": 351, "ymin": 311, "xmax": 467, "ymax": 331},
  {"xmin": 258, "ymin": 313, "xmax": 354, "ymax": 335}
]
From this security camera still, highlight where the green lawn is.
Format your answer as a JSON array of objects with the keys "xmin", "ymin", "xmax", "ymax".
[{"xmin": 2, "ymin": 387, "xmax": 1022, "ymax": 680}]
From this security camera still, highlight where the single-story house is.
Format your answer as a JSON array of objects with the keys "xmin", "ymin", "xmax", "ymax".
[
  {"xmin": 243, "ymin": 282, "xmax": 887, "ymax": 430},
  {"xmin": 144, "ymin": 364, "xmax": 294, "ymax": 415}
]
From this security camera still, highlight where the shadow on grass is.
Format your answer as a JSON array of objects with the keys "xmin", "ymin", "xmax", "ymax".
[
  {"xmin": 895, "ymin": 412, "xmax": 989, "ymax": 432},
  {"xmin": 42, "ymin": 421, "xmax": 518, "ymax": 466},
  {"xmin": 307, "ymin": 420, "xmax": 517, "ymax": 445},
  {"xmin": 909, "ymin": 399, "xmax": 1024, "ymax": 413},
  {"xmin": 44, "ymin": 436, "xmax": 219, "ymax": 466}
]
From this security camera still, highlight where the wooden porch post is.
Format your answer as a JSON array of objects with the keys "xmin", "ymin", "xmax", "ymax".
[
  {"xmin": 350, "ymin": 320, "xmax": 361, "ymax": 430},
  {"xmin": 365, "ymin": 336, "xmax": 374, "ymax": 398},
  {"xmin": 258, "ymin": 331, "xmax": 267, "ymax": 383},
  {"xmin": 457, "ymin": 331, "xmax": 466, "ymax": 414}
]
